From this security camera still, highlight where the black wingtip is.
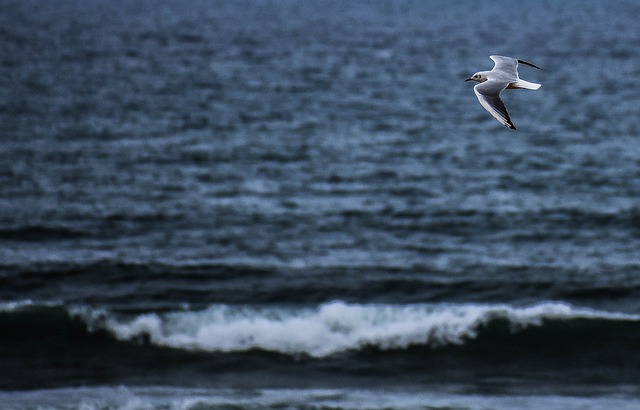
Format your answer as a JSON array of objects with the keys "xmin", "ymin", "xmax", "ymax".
[
  {"xmin": 503, "ymin": 109, "xmax": 516, "ymax": 130},
  {"xmin": 517, "ymin": 59, "xmax": 543, "ymax": 70}
]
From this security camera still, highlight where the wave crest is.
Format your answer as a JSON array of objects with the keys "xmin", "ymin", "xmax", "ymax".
[{"xmin": 70, "ymin": 301, "xmax": 639, "ymax": 358}]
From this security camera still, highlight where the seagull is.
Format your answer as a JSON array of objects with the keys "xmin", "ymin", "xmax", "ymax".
[{"xmin": 466, "ymin": 55, "xmax": 542, "ymax": 130}]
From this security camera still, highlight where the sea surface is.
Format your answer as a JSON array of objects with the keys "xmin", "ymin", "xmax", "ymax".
[{"xmin": 2, "ymin": 0, "xmax": 640, "ymax": 409}]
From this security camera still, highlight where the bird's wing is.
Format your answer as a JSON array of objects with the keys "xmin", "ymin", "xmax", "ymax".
[
  {"xmin": 473, "ymin": 80, "xmax": 515, "ymax": 129},
  {"xmin": 489, "ymin": 55, "xmax": 519, "ymax": 81}
]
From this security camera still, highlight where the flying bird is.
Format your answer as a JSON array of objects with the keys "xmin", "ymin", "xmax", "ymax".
[{"xmin": 466, "ymin": 55, "xmax": 542, "ymax": 130}]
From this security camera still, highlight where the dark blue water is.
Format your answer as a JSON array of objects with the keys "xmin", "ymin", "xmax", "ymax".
[{"xmin": 2, "ymin": 0, "xmax": 640, "ymax": 408}]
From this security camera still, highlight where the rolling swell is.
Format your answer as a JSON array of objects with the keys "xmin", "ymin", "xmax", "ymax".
[
  {"xmin": 2, "ymin": 262, "xmax": 640, "ymax": 311},
  {"xmin": 2, "ymin": 302, "xmax": 640, "ymax": 390}
]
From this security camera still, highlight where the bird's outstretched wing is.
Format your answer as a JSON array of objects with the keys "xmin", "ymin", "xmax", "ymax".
[{"xmin": 473, "ymin": 80, "xmax": 515, "ymax": 129}]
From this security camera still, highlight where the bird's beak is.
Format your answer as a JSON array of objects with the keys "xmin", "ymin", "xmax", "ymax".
[{"xmin": 465, "ymin": 77, "xmax": 473, "ymax": 82}]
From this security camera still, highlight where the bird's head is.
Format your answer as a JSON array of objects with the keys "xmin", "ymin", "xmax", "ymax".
[{"xmin": 465, "ymin": 71, "xmax": 488, "ymax": 83}]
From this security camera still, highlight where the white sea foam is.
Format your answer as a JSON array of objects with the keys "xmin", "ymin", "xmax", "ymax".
[
  {"xmin": 4, "ymin": 386, "xmax": 640, "ymax": 410},
  {"xmin": 71, "ymin": 301, "xmax": 639, "ymax": 358},
  {"xmin": 0, "ymin": 299, "xmax": 61, "ymax": 312}
]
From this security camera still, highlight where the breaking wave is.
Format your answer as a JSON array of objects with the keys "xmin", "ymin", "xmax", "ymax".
[{"xmin": 70, "ymin": 301, "xmax": 639, "ymax": 358}]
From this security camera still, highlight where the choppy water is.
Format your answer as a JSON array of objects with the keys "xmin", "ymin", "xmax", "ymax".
[{"xmin": 2, "ymin": 0, "xmax": 640, "ymax": 408}]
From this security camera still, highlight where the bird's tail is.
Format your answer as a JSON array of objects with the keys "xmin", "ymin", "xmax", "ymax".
[{"xmin": 508, "ymin": 79, "xmax": 541, "ymax": 90}]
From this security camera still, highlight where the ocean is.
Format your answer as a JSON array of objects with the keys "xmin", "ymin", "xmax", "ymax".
[{"xmin": 2, "ymin": 0, "xmax": 640, "ymax": 408}]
